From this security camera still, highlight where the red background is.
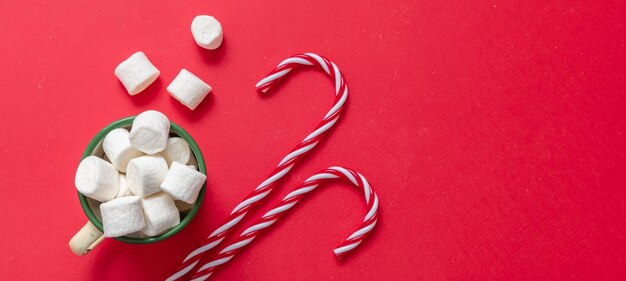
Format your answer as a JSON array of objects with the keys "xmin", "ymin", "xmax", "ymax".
[{"xmin": 1, "ymin": 1, "xmax": 625, "ymax": 280}]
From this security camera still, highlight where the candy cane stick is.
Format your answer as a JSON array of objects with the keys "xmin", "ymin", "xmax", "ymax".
[
  {"xmin": 189, "ymin": 167, "xmax": 379, "ymax": 280},
  {"xmin": 167, "ymin": 53, "xmax": 348, "ymax": 281}
]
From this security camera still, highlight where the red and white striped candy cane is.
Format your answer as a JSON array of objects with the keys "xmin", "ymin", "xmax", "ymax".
[
  {"xmin": 167, "ymin": 53, "xmax": 348, "ymax": 281},
  {"xmin": 190, "ymin": 167, "xmax": 379, "ymax": 280}
]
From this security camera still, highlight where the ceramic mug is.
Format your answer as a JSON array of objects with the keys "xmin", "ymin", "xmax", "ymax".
[{"xmin": 69, "ymin": 116, "xmax": 206, "ymax": 255}]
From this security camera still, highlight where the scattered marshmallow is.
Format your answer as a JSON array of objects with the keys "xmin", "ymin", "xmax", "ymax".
[
  {"xmin": 162, "ymin": 137, "xmax": 191, "ymax": 166},
  {"xmin": 160, "ymin": 161, "xmax": 206, "ymax": 204},
  {"xmin": 167, "ymin": 69, "xmax": 212, "ymax": 110},
  {"xmin": 103, "ymin": 128, "xmax": 143, "ymax": 172},
  {"xmin": 126, "ymin": 155, "xmax": 169, "ymax": 197},
  {"xmin": 75, "ymin": 156, "xmax": 120, "ymax": 202},
  {"xmin": 129, "ymin": 110, "xmax": 170, "ymax": 154},
  {"xmin": 141, "ymin": 192, "xmax": 180, "ymax": 236},
  {"xmin": 114, "ymin": 52, "xmax": 160, "ymax": 95},
  {"xmin": 115, "ymin": 174, "xmax": 134, "ymax": 198},
  {"xmin": 175, "ymin": 200, "xmax": 194, "ymax": 212},
  {"xmin": 191, "ymin": 15, "xmax": 223, "ymax": 50},
  {"xmin": 100, "ymin": 196, "xmax": 146, "ymax": 237}
]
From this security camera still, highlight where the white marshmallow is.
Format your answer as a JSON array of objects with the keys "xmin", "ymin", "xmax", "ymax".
[
  {"xmin": 141, "ymin": 192, "xmax": 180, "ymax": 236},
  {"xmin": 162, "ymin": 137, "xmax": 191, "ymax": 166},
  {"xmin": 75, "ymin": 156, "xmax": 120, "ymax": 202},
  {"xmin": 175, "ymin": 200, "xmax": 194, "ymax": 212},
  {"xmin": 167, "ymin": 69, "xmax": 212, "ymax": 110},
  {"xmin": 160, "ymin": 161, "xmax": 206, "ymax": 204},
  {"xmin": 114, "ymin": 52, "xmax": 160, "ymax": 95},
  {"xmin": 103, "ymin": 128, "xmax": 143, "ymax": 172},
  {"xmin": 100, "ymin": 196, "xmax": 146, "ymax": 237},
  {"xmin": 129, "ymin": 110, "xmax": 170, "ymax": 154},
  {"xmin": 126, "ymin": 155, "xmax": 169, "ymax": 197},
  {"xmin": 115, "ymin": 174, "xmax": 134, "ymax": 198},
  {"xmin": 191, "ymin": 15, "xmax": 223, "ymax": 50}
]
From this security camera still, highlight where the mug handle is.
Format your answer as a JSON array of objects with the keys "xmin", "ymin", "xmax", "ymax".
[{"xmin": 69, "ymin": 221, "xmax": 105, "ymax": 256}]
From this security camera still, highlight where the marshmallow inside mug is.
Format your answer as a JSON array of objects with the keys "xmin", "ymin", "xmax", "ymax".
[{"xmin": 78, "ymin": 117, "xmax": 206, "ymax": 243}]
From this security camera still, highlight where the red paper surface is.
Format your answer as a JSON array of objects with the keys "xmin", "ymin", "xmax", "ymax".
[{"xmin": 1, "ymin": 1, "xmax": 625, "ymax": 280}]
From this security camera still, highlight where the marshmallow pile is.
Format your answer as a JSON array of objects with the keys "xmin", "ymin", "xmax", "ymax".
[{"xmin": 75, "ymin": 110, "xmax": 206, "ymax": 238}]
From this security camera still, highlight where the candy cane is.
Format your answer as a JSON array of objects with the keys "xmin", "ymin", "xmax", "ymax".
[
  {"xmin": 167, "ymin": 53, "xmax": 348, "ymax": 281},
  {"xmin": 189, "ymin": 167, "xmax": 379, "ymax": 280}
]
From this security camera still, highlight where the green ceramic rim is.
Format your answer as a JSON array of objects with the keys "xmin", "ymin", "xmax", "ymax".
[{"xmin": 78, "ymin": 116, "xmax": 206, "ymax": 244}]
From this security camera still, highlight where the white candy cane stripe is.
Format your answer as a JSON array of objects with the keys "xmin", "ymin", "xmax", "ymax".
[
  {"xmin": 166, "ymin": 263, "xmax": 197, "ymax": 281},
  {"xmin": 278, "ymin": 142, "xmax": 317, "ymax": 166},
  {"xmin": 241, "ymin": 219, "xmax": 277, "ymax": 236},
  {"xmin": 232, "ymin": 190, "xmax": 271, "ymax": 213},
  {"xmin": 168, "ymin": 53, "xmax": 348, "ymax": 281},
  {"xmin": 189, "ymin": 167, "xmax": 380, "ymax": 280},
  {"xmin": 284, "ymin": 185, "xmax": 317, "ymax": 200},
  {"xmin": 183, "ymin": 238, "xmax": 225, "ymax": 262},
  {"xmin": 262, "ymin": 202, "xmax": 297, "ymax": 218},
  {"xmin": 333, "ymin": 241, "xmax": 362, "ymax": 255}
]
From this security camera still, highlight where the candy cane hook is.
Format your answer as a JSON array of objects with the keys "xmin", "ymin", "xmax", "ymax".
[
  {"xmin": 190, "ymin": 167, "xmax": 379, "ymax": 280},
  {"xmin": 167, "ymin": 53, "xmax": 348, "ymax": 281}
]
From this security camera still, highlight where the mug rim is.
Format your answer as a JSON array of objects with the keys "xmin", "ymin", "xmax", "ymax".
[{"xmin": 78, "ymin": 116, "xmax": 206, "ymax": 244}]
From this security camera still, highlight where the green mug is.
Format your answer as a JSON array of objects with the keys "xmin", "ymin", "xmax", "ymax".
[{"xmin": 69, "ymin": 116, "xmax": 206, "ymax": 255}]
